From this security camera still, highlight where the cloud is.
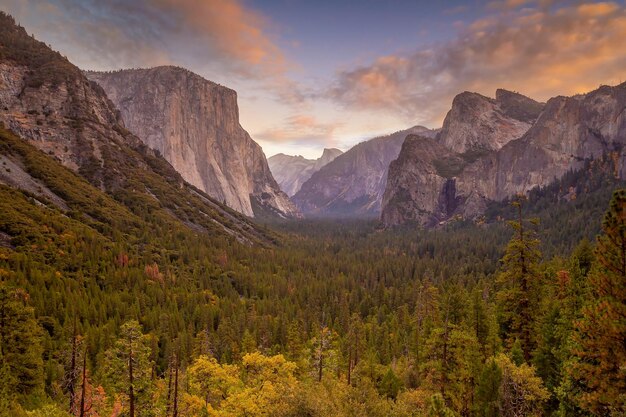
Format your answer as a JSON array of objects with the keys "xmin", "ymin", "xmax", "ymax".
[
  {"xmin": 255, "ymin": 114, "xmax": 342, "ymax": 147},
  {"xmin": 328, "ymin": 1, "xmax": 626, "ymax": 126},
  {"xmin": 2, "ymin": 0, "xmax": 290, "ymax": 78},
  {"xmin": 150, "ymin": 0, "xmax": 289, "ymax": 75}
]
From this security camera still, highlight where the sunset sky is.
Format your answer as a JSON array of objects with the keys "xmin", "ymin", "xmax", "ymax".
[{"xmin": 2, "ymin": 0, "xmax": 625, "ymax": 158}]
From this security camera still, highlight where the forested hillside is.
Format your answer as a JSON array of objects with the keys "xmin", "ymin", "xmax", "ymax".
[{"xmin": 1, "ymin": 119, "xmax": 625, "ymax": 416}]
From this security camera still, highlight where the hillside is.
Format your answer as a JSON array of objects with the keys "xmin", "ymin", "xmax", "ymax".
[{"xmin": 0, "ymin": 12, "xmax": 269, "ymax": 244}]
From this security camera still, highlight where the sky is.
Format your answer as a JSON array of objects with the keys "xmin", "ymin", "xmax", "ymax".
[{"xmin": 2, "ymin": 0, "xmax": 625, "ymax": 158}]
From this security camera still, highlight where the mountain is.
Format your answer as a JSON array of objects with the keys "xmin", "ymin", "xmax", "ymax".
[
  {"xmin": 438, "ymin": 89, "xmax": 544, "ymax": 154},
  {"xmin": 268, "ymin": 148, "xmax": 343, "ymax": 196},
  {"xmin": 85, "ymin": 67, "xmax": 299, "ymax": 218},
  {"xmin": 292, "ymin": 126, "xmax": 437, "ymax": 217},
  {"xmin": 382, "ymin": 84, "xmax": 626, "ymax": 227},
  {"xmin": 0, "ymin": 12, "xmax": 274, "ymax": 244}
]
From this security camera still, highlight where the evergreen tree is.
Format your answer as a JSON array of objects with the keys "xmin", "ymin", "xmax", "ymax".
[
  {"xmin": 473, "ymin": 359, "xmax": 501, "ymax": 417},
  {"xmin": 569, "ymin": 189, "xmax": 626, "ymax": 415},
  {"xmin": 0, "ymin": 284, "xmax": 43, "ymax": 396},
  {"xmin": 103, "ymin": 320, "xmax": 154, "ymax": 417},
  {"xmin": 496, "ymin": 197, "xmax": 542, "ymax": 362}
]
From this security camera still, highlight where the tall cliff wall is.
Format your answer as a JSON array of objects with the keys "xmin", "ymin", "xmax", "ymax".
[{"xmin": 86, "ymin": 67, "xmax": 299, "ymax": 218}]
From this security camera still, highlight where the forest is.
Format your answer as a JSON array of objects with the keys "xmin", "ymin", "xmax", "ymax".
[{"xmin": 0, "ymin": 126, "xmax": 625, "ymax": 416}]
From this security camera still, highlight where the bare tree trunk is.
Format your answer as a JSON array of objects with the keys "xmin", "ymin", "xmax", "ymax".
[
  {"xmin": 166, "ymin": 355, "xmax": 173, "ymax": 416},
  {"xmin": 69, "ymin": 317, "xmax": 78, "ymax": 413},
  {"xmin": 129, "ymin": 342, "xmax": 135, "ymax": 417},
  {"xmin": 79, "ymin": 346, "xmax": 87, "ymax": 417},
  {"xmin": 172, "ymin": 353, "xmax": 179, "ymax": 417}
]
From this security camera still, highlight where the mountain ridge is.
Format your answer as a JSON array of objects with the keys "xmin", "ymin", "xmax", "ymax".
[
  {"xmin": 293, "ymin": 126, "xmax": 437, "ymax": 217},
  {"xmin": 382, "ymin": 83, "xmax": 626, "ymax": 227},
  {"xmin": 268, "ymin": 147, "xmax": 343, "ymax": 196},
  {"xmin": 85, "ymin": 66, "xmax": 299, "ymax": 218},
  {"xmin": 0, "ymin": 12, "xmax": 275, "ymax": 244}
]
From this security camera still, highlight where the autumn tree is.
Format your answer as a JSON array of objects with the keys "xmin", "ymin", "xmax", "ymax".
[
  {"xmin": 569, "ymin": 189, "xmax": 626, "ymax": 415},
  {"xmin": 187, "ymin": 355, "xmax": 239, "ymax": 408},
  {"xmin": 218, "ymin": 352, "xmax": 298, "ymax": 417},
  {"xmin": 495, "ymin": 353, "xmax": 549, "ymax": 417}
]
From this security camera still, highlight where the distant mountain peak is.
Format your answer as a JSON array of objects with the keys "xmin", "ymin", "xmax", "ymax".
[
  {"xmin": 292, "ymin": 126, "xmax": 438, "ymax": 217},
  {"xmin": 268, "ymin": 147, "xmax": 343, "ymax": 197}
]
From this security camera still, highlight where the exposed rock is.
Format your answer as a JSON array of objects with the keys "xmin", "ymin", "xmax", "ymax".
[
  {"xmin": 268, "ymin": 148, "xmax": 343, "ymax": 196},
  {"xmin": 457, "ymin": 83, "xmax": 626, "ymax": 203},
  {"xmin": 381, "ymin": 135, "xmax": 458, "ymax": 226},
  {"xmin": 86, "ymin": 67, "xmax": 299, "ymax": 218},
  {"xmin": 293, "ymin": 126, "xmax": 437, "ymax": 217},
  {"xmin": 437, "ymin": 90, "xmax": 543, "ymax": 154},
  {"xmin": 0, "ymin": 12, "xmax": 276, "ymax": 244},
  {"xmin": 382, "ymin": 83, "xmax": 626, "ymax": 227}
]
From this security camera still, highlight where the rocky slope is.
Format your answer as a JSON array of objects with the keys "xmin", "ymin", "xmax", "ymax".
[
  {"xmin": 293, "ymin": 126, "xmax": 437, "ymax": 217},
  {"xmin": 0, "ymin": 12, "xmax": 275, "ymax": 244},
  {"xmin": 382, "ymin": 84, "xmax": 626, "ymax": 227},
  {"xmin": 85, "ymin": 67, "xmax": 298, "ymax": 218},
  {"xmin": 268, "ymin": 148, "xmax": 343, "ymax": 196},
  {"xmin": 437, "ymin": 89, "xmax": 543, "ymax": 154}
]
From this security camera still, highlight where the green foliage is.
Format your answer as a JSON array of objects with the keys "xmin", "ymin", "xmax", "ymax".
[
  {"xmin": 569, "ymin": 189, "xmax": 626, "ymax": 416},
  {"xmin": 379, "ymin": 368, "xmax": 403, "ymax": 399},
  {"xmin": 0, "ymin": 284, "xmax": 44, "ymax": 397},
  {"xmin": 473, "ymin": 359, "xmax": 501, "ymax": 417},
  {"xmin": 0, "ymin": 102, "xmax": 623, "ymax": 415},
  {"xmin": 103, "ymin": 321, "xmax": 154, "ymax": 417},
  {"xmin": 496, "ymin": 198, "xmax": 542, "ymax": 362}
]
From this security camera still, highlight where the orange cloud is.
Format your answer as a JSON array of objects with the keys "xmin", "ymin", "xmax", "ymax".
[
  {"xmin": 2, "ymin": 0, "xmax": 290, "ymax": 78},
  {"xmin": 256, "ymin": 114, "xmax": 342, "ymax": 146},
  {"xmin": 151, "ymin": 0, "xmax": 288, "ymax": 75},
  {"xmin": 329, "ymin": 1, "xmax": 626, "ymax": 126}
]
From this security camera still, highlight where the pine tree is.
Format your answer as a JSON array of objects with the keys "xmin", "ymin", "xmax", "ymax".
[
  {"xmin": 103, "ymin": 320, "xmax": 154, "ymax": 417},
  {"xmin": 473, "ymin": 359, "xmax": 501, "ymax": 417},
  {"xmin": 496, "ymin": 197, "xmax": 542, "ymax": 362},
  {"xmin": 569, "ymin": 189, "xmax": 626, "ymax": 415},
  {"xmin": 0, "ymin": 284, "xmax": 43, "ymax": 396}
]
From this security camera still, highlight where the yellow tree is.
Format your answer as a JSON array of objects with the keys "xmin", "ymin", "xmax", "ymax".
[
  {"xmin": 217, "ymin": 352, "xmax": 298, "ymax": 417},
  {"xmin": 495, "ymin": 354, "xmax": 549, "ymax": 417},
  {"xmin": 187, "ymin": 355, "xmax": 240, "ymax": 408}
]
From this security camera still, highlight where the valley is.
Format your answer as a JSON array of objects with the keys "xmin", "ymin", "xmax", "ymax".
[{"xmin": 0, "ymin": 4, "xmax": 625, "ymax": 417}]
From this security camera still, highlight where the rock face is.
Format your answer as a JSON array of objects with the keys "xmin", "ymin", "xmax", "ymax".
[
  {"xmin": 0, "ymin": 12, "xmax": 276, "ymax": 244},
  {"xmin": 268, "ymin": 148, "xmax": 343, "ymax": 196},
  {"xmin": 86, "ymin": 67, "xmax": 299, "ymax": 218},
  {"xmin": 293, "ymin": 126, "xmax": 437, "ymax": 217},
  {"xmin": 437, "ymin": 89, "xmax": 543, "ymax": 154},
  {"xmin": 382, "ymin": 84, "xmax": 626, "ymax": 227}
]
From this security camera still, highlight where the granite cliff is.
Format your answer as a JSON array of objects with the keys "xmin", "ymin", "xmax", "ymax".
[
  {"xmin": 293, "ymin": 126, "xmax": 437, "ymax": 217},
  {"xmin": 438, "ymin": 89, "xmax": 543, "ymax": 154},
  {"xmin": 268, "ymin": 148, "xmax": 343, "ymax": 196},
  {"xmin": 382, "ymin": 84, "xmax": 626, "ymax": 227},
  {"xmin": 0, "ymin": 12, "xmax": 275, "ymax": 244},
  {"xmin": 86, "ymin": 67, "xmax": 299, "ymax": 218}
]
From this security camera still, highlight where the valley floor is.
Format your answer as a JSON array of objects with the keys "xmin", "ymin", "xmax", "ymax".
[{"xmin": 1, "ymin": 176, "xmax": 625, "ymax": 416}]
